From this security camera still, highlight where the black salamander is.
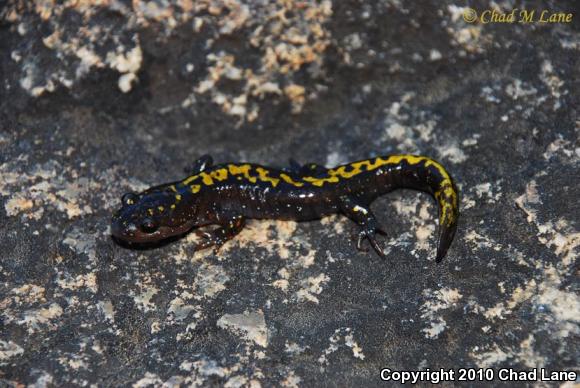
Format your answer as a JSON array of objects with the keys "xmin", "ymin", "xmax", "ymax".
[{"xmin": 111, "ymin": 154, "xmax": 459, "ymax": 261}]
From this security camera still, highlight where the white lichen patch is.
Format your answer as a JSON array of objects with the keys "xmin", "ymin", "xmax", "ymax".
[
  {"xmin": 420, "ymin": 288, "xmax": 462, "ymax": 339},
  {"xmin": 133, "ymin": 286, "xmax": 159, "ymax": 313},
  {"xmin": 129, "ymin": 273, "xmax": 161, "ymax": 313},
  {"xmin": 319, "ymin": 214, "xmax": 348, "ymax": 235},
  {"xmin": 389, "ymin": 196, "xmax": 439, "ymax": 258},
  {"xmin": 543, "ymin": 135, "xmax": 580, "ymax": 164},
  {"xmin": 133, "ymin": 372, "xmax": 163, "ymax": 388},
  {"xmin": 217, "ymin": 309, "xmax": 269, "ymax": 347},
  {"xmin": 8, "ymin": 284, "xmax": 46, "ymax": 305},
  {"xmin": 97, "ymin": 300, "xmax": 115, "ymax": 322},
  {"xmin": 63, "ymin": 227, "xmax": 98, "ymax": 264},
  {"xmin": 176, "ymin": 356, "xmax": 265, "ymax": 387},
  {"xmin": 463, "ymin": 229, "xmax": 531, "ymax": 267},
  {"xmin": 534, "ymin": 266, "xmax": 580, "ymax": 338},
  {"xmin": 219, "ymin": 219, "xmax": 329, "ymax": 304},
  {"xmin": 167, "ymin": 296, "xmax": 197, "ymax": 322},
  {"xmin": 162, "ymin": 278, "xmax": 208, "ymax": 340},
  {"xmin": 381, "ymin": 95, "xmax": 471, "ymax": 166},
  {"xmin": 3, "ymin": 0, "xmax": 333, "ymax": 120},
  {"xmin": 0, "ymin": 340, "xmax": 24, "ymax": 360},
  {"xmin": 281, "ymin": 370, "xmax": 302, "ymax": 388},
  {"xmin": 471, "ymin": 177, "xmax": 579, "ymax": 366},
  {"xmin": 17, "ymin": 303, "xmax": 64, "ymax": 333},
  {"xmin": 285, "ymin": 341, "xmax": 308, "ymax": 355},
  {"xmin": 56, "ymin": 272, "xmax": 98, "ymax": 293},
  {"xmin": 318, "ymin": 328, "xmax": 365, "ymax": 369},
  {"xmin": 461, "ymin": 133, "xmax": 481, "ymax": 147},
  {"xmin": 471, "ymin": 181, "xmax": 502, "ymax": 203},
  {"xmin": 539, "ymin": 60, "xmax": 566, "ymax": 110},
  {"xmin": 194, "ymin": 263, "xmax": 230, "ymax": 299},
  {"xmin": 221, "ymin": 220, "xmax": 298, "ymax": 257},
  {"xmin": 272, "ymin": 267, "xmax": 291, "ymax": 291},
  {"xmin": 294, "ymin": 273, "xmax": 330, "ymax": 304},
  {"xmin": 472, "ymin": 334, "xmax": 550, "ymax": 369},
  {"xmin": 180, "ymin": 358, "xmax": 228, "ymax": 377},
  {"xmin": 58, "ymin": 354, "xmax": 90, "ymax": 371},
  {"xmin": 436, "ymin": 142, "xmax": 467, "ymax": 164},
  {"xmin": 166, "ymin": 288, "xmax": 204, "ymax": 341},
  {"xmin": 470, "ymin": 344, "xmax": 510, "ymax": 368},
  {"xmin": 483, "ymin": 279, "xmax": 537, "ymax": 321},
  {"xmin": 381, "ymin": 95, "xmax": 438, "ymax": 152},
  {"xmin": 2, "ymin": 161, "xmax": 95, "ymax": 221},
  {"xmin": 505, "ymin": 79, "xmax": 537, "ymax": 100},
  {"xmin": 189, "ymin": 0, "xmax": 333, "ymax": 122},
  {"xmin": 516, "ymin": 180, "xmax": 579, "ymax": 267},
  {"xmin": 445, "ymin": 5, "xmax": 492, "ymax": 54}
]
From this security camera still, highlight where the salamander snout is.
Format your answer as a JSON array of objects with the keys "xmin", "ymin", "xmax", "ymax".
[
  {"xmin": 111, "ymin": 193, "xmax": 163, "ymax": 243},
  {"xmin": 111, "ymin": 218, "xmax": 138, "ymax": 240},
  {"xmin": 111, "ymin": 189, "xmax": 196, "ymax": 245}
]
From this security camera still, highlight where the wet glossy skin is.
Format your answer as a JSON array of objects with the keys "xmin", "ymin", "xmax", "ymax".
[{"xmin": 111, "ymin": 154, "xmax": 459, "ymax": 261}]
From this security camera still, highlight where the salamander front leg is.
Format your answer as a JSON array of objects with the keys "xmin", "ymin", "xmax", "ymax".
[
  {"xmin": 185, "ymin": 154, "xmax": 214, "ymax": 175},
  {"xmin": 339, "ymin": 196, "xmax": 388, "ymax": 259},
  {"xmin": 194, "ymin": 215, "xmax": 245, "ymax": 253}
]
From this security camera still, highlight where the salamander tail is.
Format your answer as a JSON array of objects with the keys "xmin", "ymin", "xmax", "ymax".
[
  {"xmin": 386, "ymin": 155, "xmax": 459, "ymax": 261},
  {"xmin": 429, "ymin": 161, "xmax": 459, "ymax": 262},
  {"xmin": 435, "ymin": 211, "xmax": 457, "ymax": 262}
]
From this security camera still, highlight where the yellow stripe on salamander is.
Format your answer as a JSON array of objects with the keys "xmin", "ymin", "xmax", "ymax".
[
  {"xmin": 228, "ymin": 164, "xmax": 257, "ymax": 183},
  {"xmin": 210, "ymin": 168, "xmax": 228, "ymax": 181},
  {"xmin": 301, "ymin": 154, "xmax": 458, "ymax": 226},
  {"xmin": 303, "ymin": 175, "xmax": 340, "ymax": 186},
  {"xmin": 182, "ymin": 174, "xmax": 199, "ymax": 185},
  {"xmin": 303, "ymin": 155, "xmax": 451, "ymax": 186},
  {"xmin": 183, "ymin": 170, "xmax": 223, "ymax": 187},
  {"xmin": 255, "ymin": 167, "xmax": 280, "ymax": 187},
  {"xmin": 279, "ymin": 173, "xmax": 304, "ymax": 187}
]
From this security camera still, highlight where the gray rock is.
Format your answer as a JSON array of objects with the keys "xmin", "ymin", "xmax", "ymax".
[{"xmin": 0, "ymin": 0, "xmax": 578, "ymax": 386}]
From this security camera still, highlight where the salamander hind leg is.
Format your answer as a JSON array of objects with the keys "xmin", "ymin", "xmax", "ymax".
[
  {"xmin": 194, "ymin": 214, "xmax": 245, "ymax": 253},
  {"xmin": 301, "ymin": 163, "xmax": 327, "ymax": 176},
  {"xmin": 339, "ymin": 196, "xmax": 388, "ymax": 259},
  {"xmin": 286, "ymin": 159, "xmax": 327, "ymax": 176},
  {"xmin": 286, "ymin": 158, "xmax": 303, "ymax": 174}
]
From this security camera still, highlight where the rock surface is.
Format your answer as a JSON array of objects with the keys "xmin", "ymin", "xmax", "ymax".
[{"xmin": 1, "ymin": 1, "xmax": 579, "ymax": 386}]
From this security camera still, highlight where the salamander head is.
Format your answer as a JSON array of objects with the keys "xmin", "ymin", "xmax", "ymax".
[{"xmin": 111, "ymin": 187, "xmax": 195, "ymax": 244}]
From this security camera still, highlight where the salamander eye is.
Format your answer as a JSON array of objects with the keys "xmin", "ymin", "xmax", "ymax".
[
  {"xmin": 122, "ymin": 193, "xmax": 138, "ymax": 206},
  {"xmin": 140, "ymin": 218, "xmax": 158, "ymax": 234}
]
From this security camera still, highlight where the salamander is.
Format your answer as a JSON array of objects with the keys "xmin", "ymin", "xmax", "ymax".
[{"xmin": 111, "ymin": 154, "xmax": 459, "ymax": 261}]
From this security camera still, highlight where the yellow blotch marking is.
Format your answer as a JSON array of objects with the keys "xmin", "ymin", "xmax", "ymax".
[
  {"xmin": 169, "ymin": 185, "xmax": 177, "ymax": 192},
  {"xmin": 147, "ymin": 208, "xmax": 154, "ymax": 216},
  {"xmin": 170, "ymin": 204, "xmax": 176, "ymax": 209},
  {"xmin": 199, "ymin": 172, "xmax": 214, "ymax": 185},
  {"xmin": 157, "ymin": 206, "xmax": 164, "ymax": 212},
  {"xmin": 182, "ymin": 174, "xmax": 199, "ymax": 185},
  {"xmin": 280, "ymin": 173, "xmax": 304, "ymax": 187},
  {"xmin": 228, "ymin": 164, "xmax": 257, "ymax": 183},
  {"xmin": 175, "ymin": 194, "xmax": 182, "ymax": 201},
  {"xmin": 255, "ymin": 167, "xmax": 280, "ymax": 187},
  {"xmin": 191, "ymin": 185, "xmax": 201, "ymax": 193},
  {"xmin": 210, "ymin": 168, "xmax": 228, "ymax": 181}
]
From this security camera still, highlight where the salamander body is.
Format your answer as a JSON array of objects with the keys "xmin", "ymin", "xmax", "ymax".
[{"xmin": 111, "ymin": 154, "xmax": 459, "ymax": 261}]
